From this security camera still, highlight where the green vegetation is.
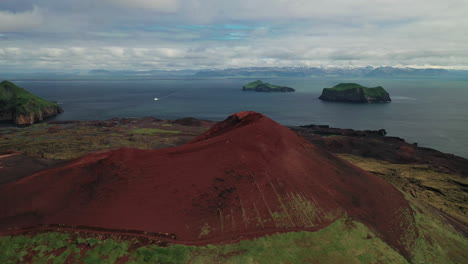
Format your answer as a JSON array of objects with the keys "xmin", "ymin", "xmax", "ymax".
[
  {"xmin": 243, "ymin": 80, "xmax": 295, "ymax": 92},
  {"xmin": 2, "ymin": 203, "xmax": 465, "ymax": 263},
  {"xmin": 127, "ymin": 128, "xmax": 181, "ymax": 134},
  {"xmin": 1, "ymin": 154, "xmax": 466, "ymax": 263},
  {"xmin": 0, "ymin": 119, "xmax": 206, "ymax": 159},
  {"xmin": 0, "ymin": 233, "xmax": 129, "ymax": 264},
  {"xmin": 243, "ymin": 80, "xmax": 279, "ymax": 89},
  {"xmin": 322, "ymin": 83, "xmax": 389, "ymax": 98},
  {"xmin": 285, "ymin": 193, "xmax": 319, "ymax": 227},
  {"xmin": 0, "ymin": 80, "xmax": 61, "ymax": 117},
  {"xmin": 339, "ymin": 154, "xmax": 468, "ymax": 223},
  {"xmin": 411, "ymin": 208, "xmax": 468, "ymax": 264},
  {"xmin": 0, "ymin": 217, "xmax": 409, "ymax": 264},
  {"xmin": 82, "ymin": 239, "xmax": 129, "ymax": 264},
  {"xmin": 339, "ymin": 154, "xmax": 468, "ymax": 263}
]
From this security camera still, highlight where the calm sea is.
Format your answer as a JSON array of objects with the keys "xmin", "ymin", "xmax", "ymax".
[{"xmin": 6, "ymin": 78, "xmax": 468, "ymax": 158}]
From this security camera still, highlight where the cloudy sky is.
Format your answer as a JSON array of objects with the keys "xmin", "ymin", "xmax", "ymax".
[{"xmin": 0, "ymin": 0, "xmax": 467, "ymax": 71}]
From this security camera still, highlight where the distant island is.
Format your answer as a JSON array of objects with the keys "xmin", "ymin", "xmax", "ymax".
[
  {"xmin": 319, "ymin": 83, "xmax": 391, "ymax": 103},
  {"xmin": 242, "ymin": 80, "xmax": 295, "ymax": 92},
  {"xmin": 0, "ymin": 80, "xmax": 63, "ymax": 125}
]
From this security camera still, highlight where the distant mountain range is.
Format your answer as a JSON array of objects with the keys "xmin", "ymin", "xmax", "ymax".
[
  {"xmin": 3, "ymin": 66, "xmax": 468, "ymax": 80},
  {"xmin": 194, "ymin": 66, "xmax": 468, "ymax": 78}
]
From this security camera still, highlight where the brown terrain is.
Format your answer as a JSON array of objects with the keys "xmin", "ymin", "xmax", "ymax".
[
  {"xmin": 291, "ymin": 124, "xmax": 468, "ymax": 235},
  {"xmin": 0, "ymin": 152, "xmax": 65, "ymax": 185},
  {"xmin": 0, "ymin": 112, "xmax": 416, "ymax": 258}
]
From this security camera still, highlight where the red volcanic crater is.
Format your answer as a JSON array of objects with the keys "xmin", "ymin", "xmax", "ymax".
[{"xmin": 0, "ymin": 111, "xmax": 415, "ymax": 257}]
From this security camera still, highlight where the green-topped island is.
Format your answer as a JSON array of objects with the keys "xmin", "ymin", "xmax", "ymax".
[
  {"xmin": 0, "ymin": 80, "xmax": 64, "ymax": 125},
  {"xmin": 242, "ymin": 80, "xmax": 295, "ymax": 92},
  {"xmin": 319, "ymin": 83, "xmax": 391, "ymax": 103}
]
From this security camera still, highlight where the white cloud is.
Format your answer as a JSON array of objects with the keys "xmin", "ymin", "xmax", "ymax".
[
  {"xmin": 169, "ymin": 0, "xmax": 467, "ymax": 23},
  {"xmin": 110, "ymin": 0, "xmax": 180, "ymax": 12},
  {"xmin": 0, "ymin": 0, "xmax": 467, "ymax": 69},
  {"xmin": 0, "ymin": 6, "xmax": 43, "ymax": 32},
  {"xmin": 1, "ymin": 39, "xmax": 468, "ymax": 71}
]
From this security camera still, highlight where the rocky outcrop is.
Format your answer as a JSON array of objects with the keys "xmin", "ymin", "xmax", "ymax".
[
  {"xmin": 319, "ymin": 83, "xmax": 391, "ymax": 103},
  {"xmin": 10, "ymin": 106, "xmax": 64, "ymax": 125},
  {"xmin": 290, "ymin": 124, "xmax": 468, "ymax": 177}
]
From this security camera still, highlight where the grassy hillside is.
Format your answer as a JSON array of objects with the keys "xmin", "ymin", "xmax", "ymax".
[
  {"xmin": 243, "ymin": 80, "xmax": 282, "ymax": 89},
  {"xmin": 0, "ymin": 217, "xmax": 409, "ymax": 264},
  {"xmin": 338, "ymin": 154, "xmax": 468, "ymax": 225},
  {"xmin": 0, "ymin": 118, "xmax": 208, "ymax": 160},
  {"xmin": 2, "ymin": 204, "xmax": 466, "ymax": 264},
  {"xmin": 0, "ymin": 80, "xmax": 60, "ymax": 117}
]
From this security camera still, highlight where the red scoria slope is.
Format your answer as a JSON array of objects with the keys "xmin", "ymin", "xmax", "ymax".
[{"xmin": 0, "ymin": 111, "xmax": 416, "ymax": 257}]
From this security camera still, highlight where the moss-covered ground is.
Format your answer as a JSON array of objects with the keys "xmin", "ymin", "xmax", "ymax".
[
  {"xmin": 339, "ymin": 154, "xmax": 468, "ymax": 224},
  {"xmin": 0, "ymin": 118, "xmax": 210, "ymax": 160},
  {"xmin": 2, "ymin": 200, "xmax": 466, "ymax": 263},
  {"xmin": 1, "ymin": 217, "xmax": 410, "ymax": 264},
  {"xmin": 339, "ymin": 154, "xmax": 468, "ymax": 263}
]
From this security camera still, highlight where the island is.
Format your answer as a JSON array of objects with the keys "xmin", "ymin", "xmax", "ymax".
[
  {"xmin": 242, "ymin": 80, "xmax": 295, "ymax": 92},
  {"xmin": 0, "ymin": 80, "xmax": 64, "ymax": 125},
  {"xmin": 319, "ymin": 83, "xmax": 391, "ymax": 103}
]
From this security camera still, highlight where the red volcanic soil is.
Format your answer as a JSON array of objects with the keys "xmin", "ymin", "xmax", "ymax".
[{"xmin": 0, "ymin": 111, "xmax": 415, "ymax": 257}]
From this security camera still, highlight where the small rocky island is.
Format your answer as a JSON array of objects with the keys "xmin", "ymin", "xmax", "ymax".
[
  {"xmin": 319, "ymin": 83, "xmax": 391, "ymax": 103},
  {"xmin": 0, "ymin": 80, "xmax": 63, "ymax": 125},
  {"xmin": 242, "ymin": 80, "xmax": 295, "ymax": 92}
]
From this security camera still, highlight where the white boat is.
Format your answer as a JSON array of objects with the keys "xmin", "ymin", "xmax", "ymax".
[{"xmin": 154, "ymin": 97, "xmax": 159, "ymax": 101}]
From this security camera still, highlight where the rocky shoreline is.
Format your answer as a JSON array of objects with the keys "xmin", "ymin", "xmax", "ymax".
[
  {"xmin": 0, "ymin": 105, "xmax": 64, "ymax": 126},
  {"xmin": 289, "ymin": 124, "xmax": 468, "ymax": 177}
]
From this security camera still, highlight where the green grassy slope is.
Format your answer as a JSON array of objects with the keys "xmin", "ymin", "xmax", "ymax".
[
  {"xmin": 0, "ymin": 119, "xmax": 206, "ymax": 159},
  {"xmin": 338, "ymin": 154, "xmax": 468, "ymax": 263},
  {"xmin": 243, "ymin": 80, "xmax": 264, "ymax": 89},
  {"xmin": 2, "ymin": 201, "xmax": 465, "ymax": 264},
  {"xmin": 0, "ymin": 81, "xmax": 60, "ymax": 117},
  {"xmin": 0, "ymin": 217, "xmax": 409, "ymax": 264},
  {"xmin": 243, "ymin": 80, "xmax": 282, "ymax": 89}
]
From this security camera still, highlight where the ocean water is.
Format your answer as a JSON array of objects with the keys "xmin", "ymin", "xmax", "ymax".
[{"xmin": 7, "ymin": 78, "xmax": 468, "ymax": 158}]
